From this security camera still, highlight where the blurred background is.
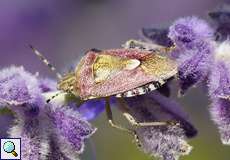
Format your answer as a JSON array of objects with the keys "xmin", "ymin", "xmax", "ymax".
[{"xmin": 0, "ymin": 0, "xmax": 230, "ymax": 159}]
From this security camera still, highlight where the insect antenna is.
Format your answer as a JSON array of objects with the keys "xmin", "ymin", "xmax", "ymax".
[
  {"xmin": 46, "ymin": 92, "xmax": 62, "ymax": 103},
  {"xmin": 28, "ymin": 44, "xmax": 62, "ymax": 79},
  {"xmin": 43, "ymin": 91, "xmax": 66, "ymax": 103}
]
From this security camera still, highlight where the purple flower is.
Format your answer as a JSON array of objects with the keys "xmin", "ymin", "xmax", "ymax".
[
  {"xmin": 209, "ymin": 4, "xmax": 230, "ymax": 41},
  {"xmin": 8, "ymin": 116, "xmax": 51, "ymax": 159},
  {"xmin": 142, "ymin": 17, "xmax": 215, "ymax": 95},
  {"xmin": 177, "ymin": 40, "xmax": 214, "ymax": 95},
  {"xmin": 0, "ymin": 66, "xmax": 96, "ymax": 159},
  {"xmin": 208, "ymin": 59, "xmax": 230, "ymax": 98},
  {"xmin": 123, "ymin": 92, "xmax": 196, "ymax": 160},
  {"xmin": 49, "ymin": 104, "xmax": 96, "ymax": 154},
  {"xmin": 167, "ymin": 17, "xmax": 215, "ymax": 95},
  {"xmin": 0, "ymin": 66, "xmax": 41, "ymax": 106},
  {"xmin": 168, "ymin": 16, "xmax": 214, "ymax": 51},
  {"xmin": 210, "ymin": 98, "xmax": 230, "ymax": 145},
  {"xmin": 48, "ymin": 135, "xmax": 74, "ymax": 160},
  {"xmin": 141, "ymin": 6, "xmax": 230, "ymax": 152},
  {"xmin": 170, "ymin": 16, "xmax": 230, "ymax": 146},
  {"xmin": 208, "ymin": 41, "xmax": 230, "ymax": 145}
]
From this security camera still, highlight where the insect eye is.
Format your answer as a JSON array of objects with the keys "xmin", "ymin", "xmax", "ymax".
[
  {"xmin": 89, "ymin": 48, "xmax": 102, "ymax": 53},
  {"xmin": 129, "ymin": 41, "xmax": 136, "ymax": 48}
]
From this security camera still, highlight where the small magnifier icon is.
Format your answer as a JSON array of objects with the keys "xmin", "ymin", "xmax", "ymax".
[{"xmin": 3, "ymin": 141, "xmax": 18, "ymax": 157}]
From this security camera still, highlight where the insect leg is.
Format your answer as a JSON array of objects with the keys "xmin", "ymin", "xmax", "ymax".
[
  {"xmin": 218, "ymin": 95, "xmax": 230, "ymax": 100},
  {"xmin": 28, "ymin": 45, "xmax": 62, "ymax": 79},
  {"xmin": 105, "ymin": 98, "xmax": 143, "ymax": 147},
  {"xmin": 133, "ymin": 130, "xmax": 142, "ymax": 148},
  {"xmin": 123, "ymin": 112, "xmax": 179, "ymax": 127},
  {"xmin": 105, "ymin": 97, "xmax": 132, "ymax": 133},
  {"xmin": 117, "ymin": 98, "xmax": 180, "ymax": 127},
  {"xmin": 216, "ymin": 95, "xmax": 230, "ymax": 110}
]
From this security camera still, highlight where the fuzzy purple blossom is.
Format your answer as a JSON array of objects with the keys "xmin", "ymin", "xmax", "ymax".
[
  {"xmin": 49, "ymin": 104, "xmax": 96, "ymax": 154},
  {"xmin": 168, "ymin": 16, "xmax": 214, "ymax": 51},
  {"xmin": 169, "ymin": 14, "xmax": 230, "ymax": 147},
  {"xmin": 0, "ymin": 66, "xmax": 41, "ymax": 106},
  {"xmin": 210, "ymin": 98, "xmax": 230, "ymax": 145},
  {"xmin": 208, "ymin": 59, "xmax": 230, "ymax": 98},
  {"xmin": 168, "ymin": 17, "xmax": 215, "ymax": 95},
  {"xmin": 122, "ymin": 92, "xmax": 196, "ymax": 160},
  {"xmin": 209, "ymin": 4, "xmax": 230, "ymax": 41},
  {"xmin": 141, "ymin": 17, "xmax": 215, "ymax": 95},
  {"xmin": 0, "ymin": 66, "xmax": 96, "ymax": 159},
  {"xmin": 169, "ymin": 16, "xmax": 230, "ymax": 146},
  {"xmin": 48, "ymin": 135, "xmax": 74, "ymax": 160},
  {"xmin": 208, "ymin": 41, "xmax": 230, "ymax": 145},
  {"xmin": 177, "ymin": 40, "xmax": 214, "ymax": 95},
  {"xmin": 141, "ymin": 13, "xmax": 230, "ymax": 149}
]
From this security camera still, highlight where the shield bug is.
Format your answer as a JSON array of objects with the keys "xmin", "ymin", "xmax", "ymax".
[{"xmin": 29, "ymin": 40, "xmax": 178, "ymax": 133}]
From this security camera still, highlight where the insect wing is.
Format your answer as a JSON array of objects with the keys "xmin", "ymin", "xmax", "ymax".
[{"xmin": 76, "ymin": 49, "xmax": 177, "ymax": 100}]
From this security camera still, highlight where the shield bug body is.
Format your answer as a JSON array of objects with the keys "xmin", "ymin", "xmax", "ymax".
[
  {"xmin": 58, "ymin": 40, "xmax": 177, "ymax": 100},
  {"xmin": 30, "ymin": 40, "xmax": 178, "ymax": 134},
  {"xmin": 59, "ymin": 48, "xmax": 177, "ymax": 100}
]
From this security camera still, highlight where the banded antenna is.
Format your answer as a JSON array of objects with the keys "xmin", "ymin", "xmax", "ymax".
[
  {"xmin": 28, "ymin": 44, "xmax": 62, "ymax": 79},
  {"xmin": 28, "ymin": 45, "xmax": 64, "ymax": 103}
]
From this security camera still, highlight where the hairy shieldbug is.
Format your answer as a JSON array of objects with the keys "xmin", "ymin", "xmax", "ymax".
[
  {"xmin": 58, "ymin": 40, "xmax": 177, "ymax": 100},
  {"xmin": 29, "ymin": 40, "xmax": 178, "ymax": 133}
]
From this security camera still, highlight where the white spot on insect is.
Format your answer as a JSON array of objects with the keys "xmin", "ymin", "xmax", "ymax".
[
  {"xmin": 124, "ymin": 59, "xmax": 141, "ymax": 70},
  {"xmin": 148, "ymin": 83, "xmax": 156, "ymax": 90},
  {"xmin": 137, "ymin": 87, "xmax": 145, "ymax": 95},
  {"xmin": 126, "ymin": 91, "xmax": 134, "ymax": 97},
  {"xmin": 116, "ymin": 93, "xmax": 122, "ymax": 97}
]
